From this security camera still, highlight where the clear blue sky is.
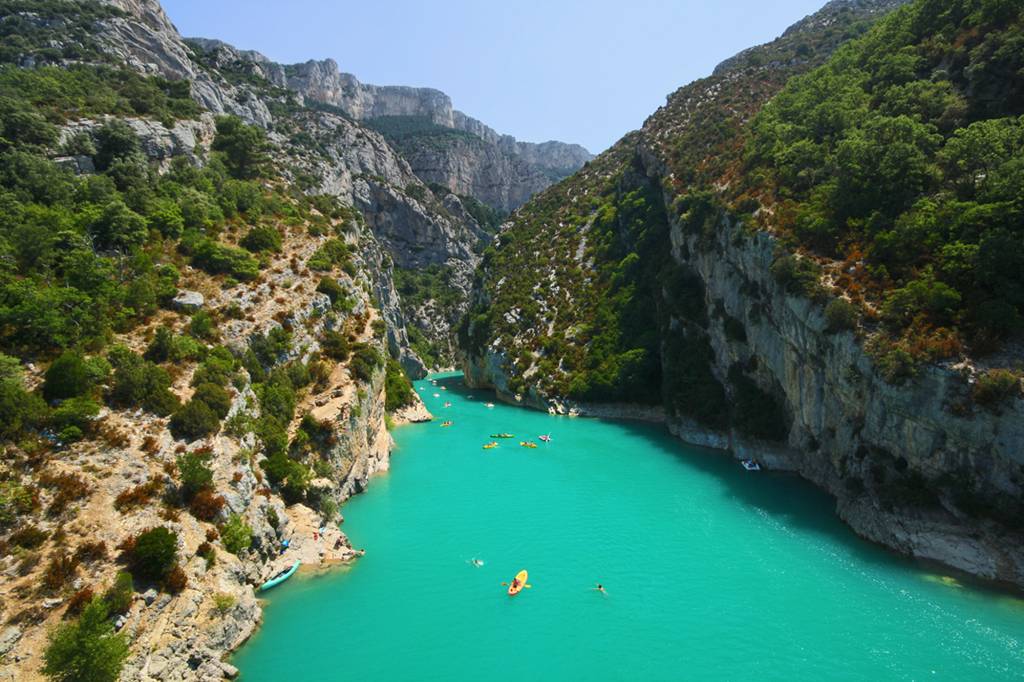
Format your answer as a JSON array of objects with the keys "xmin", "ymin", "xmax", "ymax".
[{"xmin": 161, "ymin": 0, "xmax": 826, "ymax": 153}]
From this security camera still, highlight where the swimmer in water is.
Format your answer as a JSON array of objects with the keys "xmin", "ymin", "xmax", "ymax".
[
  {"xmin": 468, "ymin": 558, "xmax": 484, "ymax": 567},
  {"xmin": 593, "ymin": 583, "xmax": 606, "ymax": 594}
]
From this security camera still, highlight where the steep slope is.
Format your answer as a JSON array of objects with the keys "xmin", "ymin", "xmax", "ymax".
[
  {"xmin": 102, "ymin": 1, "xmax": 502, "ymax": 375},
  {"xmin": 462, "ymin": 0, "xmax": 1024, "ymax": 588},
  {"xmin": 0, "ymin": 0, "xmax": 455, "ymax": 679},
  {"xmin": 185, "ymin": 39, "xmax": 593, "ymax": 213}
]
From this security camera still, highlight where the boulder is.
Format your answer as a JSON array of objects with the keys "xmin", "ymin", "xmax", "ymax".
[{"xmin": 172, "ymin": 290, "xmax": 205, "ymax": 311}]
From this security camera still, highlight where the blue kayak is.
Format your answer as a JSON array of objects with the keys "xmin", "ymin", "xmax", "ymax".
[{"xmin": 259, "ymin": 560, "xmax": 300, "ymax": 592}]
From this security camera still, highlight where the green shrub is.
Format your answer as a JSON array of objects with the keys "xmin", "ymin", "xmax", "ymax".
[
  {"xmin": 972, "ymin": 370, "xmax": 1021, "ymax": 408},
  {"xmin": 176, "ymin": 451, "xmax": 214, "ymax": 502},
  {"xmin": 43, "ymin": 351, "xmax": 91, "ymax": 401},
  {"xmin": 169, "ymin": 400, "xmax": 221, "ymax": 441},
  {"xmin": 212, "ymin": 116, "xmax": 269, "ymax": 179},
  {"xmin": 257, "ymin": 375, "xmax": 295, "ymax": 425},
  {"xmin": 191, "ymin": 239, "xmax": 259, "ymax": 280},
  {"xmin": 192, "ymin": 382, "xmax": 232, "ymax": 419},
  {"xmin": 240, "ymin": 225, "xmax": 282, "ymax": 253},
  {"xmin": 143, "ymin": 327, "xmax": 174, "ymax": 363},
  {"xmin": 189, "ymin": 310, "xmax": 219, "ymax": 341},
  {"xmin": 51, "ymin": 397, "xmax": 101, "ymax": 442},
  {"xmin": 43, "ymin": 598, "xmax": 128, "ymax": 682},
  {"xmin": 108, "ymin": 348, "xmax": 179, "ymax": 415},
  {"xmin": 308, "ymin": 238, "xmax": 352, "ymax": 271},
  {"xmin": 0, "ymin": 363, "xmax": 47, "ymax": 440},
  {"xmin": 191, "ymin": 346, "xmax": 237, "ymax": 387},
  {"xmin": 128, "ymin": 527, "xmax": 178, "ymax": 581},
  {"xmin": 349, "ymin": 343, "xmax": 382, "ymax": 382},
  {"xmin": 103, "ymin": 572, "xmax": 134, "ymax": 616},
  {"xmin": 249, "ymin": 327, "xmax": 291, "ymax": 367},
  {"xmin": 384, "ymin": 359, "xmax": 414, "ymax": 411},
  {"xmin": 321, "ymin": 329, "xmax": 350, "ymax": 361},
  {"xmin": 220, "ymin": 513, "xmax": 252, "ymax": 555},
  {"xmin": 0, "ymin": 480, "xmax": 35, "ymax": 529},
  {"xmin": 316, "ymin": 277, "xmax": 350, "ymax": 310},
  {"xmin": 825, "ymin": 298, "xmax": 860, "ymax": 333},
  {"xmin": 770, "ymin": 254, "xmax": 821, "ymax": 297},
  {"xmin": 213, "ymin": 592, "xmax": 236, "ymax": 615}
]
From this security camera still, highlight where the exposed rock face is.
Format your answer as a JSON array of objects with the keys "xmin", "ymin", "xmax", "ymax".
[
  {"xmin": 0, "ymin": 1, "xmax": 472, "ymax": 679},
  {"xmin": 461, "ymin": 0, "xmax": 1024, "ymax": 589},
  {"xmin": 655, "ymin": 183, "xmax": 1024, "ymax": 587},
  {"xmin": 93, "ymin": 0, "xmax": 492, "ymax": 368},
  {"xmin": 185, "ymin": 40, "xmax": 593, "ymax": 211}
]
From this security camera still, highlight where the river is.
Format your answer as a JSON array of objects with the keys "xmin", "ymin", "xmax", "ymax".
[{"xmin": 234, "ymin": 372, "xmax": 1024, "ymax": 680}]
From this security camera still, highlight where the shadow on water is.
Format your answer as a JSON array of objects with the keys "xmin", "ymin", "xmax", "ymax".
[{"xmin": 432, "ymin": 372, "xmax": 978, "ymax": 587}]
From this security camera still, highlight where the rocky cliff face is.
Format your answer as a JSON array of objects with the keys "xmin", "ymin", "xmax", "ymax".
[
  {"xmin": 0, "ymin": 0, "xmax": 464, "ymax": 679},
  {"xmin": 461, "ymin": 0, "xmax": 1024, "ymax": 590},
  {"xmin": 649, "ymin": 167, "xmax": 1024, "ymax": 586},
  {"xmin": 95, "ymin": 0, "xmax": 497, "ymax": 370},
  {"xmin": 185, "ymin": 39, "xmax": 592, "ymax": 211}
]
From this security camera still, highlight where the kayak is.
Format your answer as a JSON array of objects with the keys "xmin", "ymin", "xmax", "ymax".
[
  {"xmin": 259, "ymin": 560, "xmax": 300, "ymax": 592},
  {"xmin": 508, "ymin": 570, "xmax": 528, "ymax": 596},
  {"xmin": 539, "ymin": 434, "xmax": 552, "ymax": 442},
  {"xmin": 483, "ymin": 442, "xmax": 498, "ymax": 449},
  {"xmin": 520, "ymin": 441, "xmax": 537, "ymax": 449},
  {"xmin": 491, "ymin": 433, "xmax": 514, "ymax": 439}
]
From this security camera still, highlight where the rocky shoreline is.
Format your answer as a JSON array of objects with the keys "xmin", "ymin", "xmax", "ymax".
[{"xmin": 462, "ymin": 354, "xmax": 1024, "ymax": 592}]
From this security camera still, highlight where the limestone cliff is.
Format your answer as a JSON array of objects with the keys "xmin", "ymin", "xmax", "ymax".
[
  {"xmin": 0, "ymin": 0, "xmax": 457, "ymax": 679},
  {"xmin": 185, "ymin": 39, "xmax": 593, "ymax": 212},
  {"xmin": 460, "ymin": 0, "xmax": 1024, "ymax": 590}
]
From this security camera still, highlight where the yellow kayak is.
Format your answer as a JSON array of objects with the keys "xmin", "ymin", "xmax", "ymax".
[
  {"xmin": 520, "ymin": 441, "xmax": 538, "ymax": 449},
  {"xmin": 483, "ymin": 442, "xmax": 498, "ymax": 449},
  {"xmin": 507, "ymin": 570, "xmax": 528, "ymax": 596}
]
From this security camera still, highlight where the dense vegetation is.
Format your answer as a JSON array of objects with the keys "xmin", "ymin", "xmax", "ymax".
[
  {"xmin": 462, "ymin": 143, "xmax": 670, "ymax": 403},
  {"xmin": 465, "ymin": 0, "xmax": 1024, "ymax": 444},
  {"xmin": 746, "ymin": 0, "xmax": 1024, "ymax": 363}
]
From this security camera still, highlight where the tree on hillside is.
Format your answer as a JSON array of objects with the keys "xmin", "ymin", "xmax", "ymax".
[{"xmin": 43, "ymin": 598, "xmax": 128, "ymax": 682}]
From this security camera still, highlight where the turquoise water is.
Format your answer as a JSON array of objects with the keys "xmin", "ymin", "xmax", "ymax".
[{"xmin": 234, "ymin": 373, "xmax": 1024, "ymax": 680}]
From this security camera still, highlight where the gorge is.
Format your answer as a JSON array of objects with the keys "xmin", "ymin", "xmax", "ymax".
[{"xmin": 0, "ymin": 0, "xmax": 1021, "ymax": 680}]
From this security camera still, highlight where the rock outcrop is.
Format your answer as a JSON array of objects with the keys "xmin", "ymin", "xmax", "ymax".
[
  {"xmin": 461, "ymin": 0, "xmax": 1024, "ymax": 590},
  {"xmin": 185, "ymin": 39, "xmax": 593, "ymax": 211}
]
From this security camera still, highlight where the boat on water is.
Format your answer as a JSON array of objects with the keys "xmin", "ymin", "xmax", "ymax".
[
  {"xmin": 441, "ymin": 421, "xmax": 453, "ymax": 427},
  {"xmin": 486, "ymin": 403, "xmax": 495, "ymax": 408},
  {"xmin": 483, "ymin": 442, "xmax": 499, "ymax": 450},
  {"xmin": 520, "ymin": 441, "xmax": 538, "ymax": 449},
  {"xmin": 259, "ymin": 560, "xmax": 300, "ymax": 592},
  {"xmin": 539, "ymin": 434, "xmax": 552, "ymax": 442},
  {"xmin": 507, "ymin": 570, "xmax": 529, "ymax": 596},
  {"xmin": 433, "ymin": 393, "xmax": 440, "ymax": 397},
  {"xmin": 491, "ymin": 433, "xmax": 514, "ymax": 439},
  {"xmin": 740, "ymin": 459, "xmax": 761, "ymax": 471}
]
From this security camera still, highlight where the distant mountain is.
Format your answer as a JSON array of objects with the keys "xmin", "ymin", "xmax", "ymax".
[{"xmin": 186, "ymin": 38, "xmax": 593, "ymax": 212}]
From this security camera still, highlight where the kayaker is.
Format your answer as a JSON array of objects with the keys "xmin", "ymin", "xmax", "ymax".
[{"xmin": 470, "ymin": 558, "xmax": 484, "ymax": 567}]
